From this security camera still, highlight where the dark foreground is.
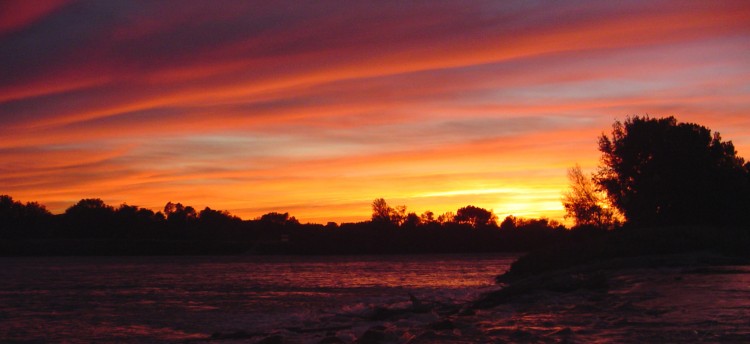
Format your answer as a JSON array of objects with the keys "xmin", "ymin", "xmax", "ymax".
[
  {"xmin": 2, "ymin": 253, "xmax": 750, "ymax": 343},
  {"xmin": 468, "ymin": 253, "xmax": 750, "ymax": 343}
]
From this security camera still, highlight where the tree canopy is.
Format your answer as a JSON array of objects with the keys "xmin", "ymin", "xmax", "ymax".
[
  {"xmin": 455, "ymin": 205, "xmax": 498, "ymax": 228},
  {"xmin": 595, "ymin": 116, "xmax": 750, "ymax": 226}
]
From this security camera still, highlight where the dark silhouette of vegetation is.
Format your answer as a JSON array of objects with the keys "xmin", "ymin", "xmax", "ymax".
[
  {"xmin": 455, "ymin": 205, "xmax": 498, "ymax": 228},
  {"xmin": 259, "ymin": 212, "xmax": 299, "ymax": 226},
  {"xmin": 498, "ymin": 116, "xmax": 750, "ymax": 291},
  {"xmin": 371, "ymin": 198, "xmax": 408, "ymax": 226},
  {"xmin": 562, "ymin": 164, "xmax": 619, "ymax": 230},
  {"xmin": 595, "ymin": 116, "xmax": 750, "ymax": 226},
  {"xmin": 0, "ymin": 195, "xmax": 572, "ymax": 256},
  {"xmin": 0, "ymin": 195, "xmax": 53, "ymax": 239}
]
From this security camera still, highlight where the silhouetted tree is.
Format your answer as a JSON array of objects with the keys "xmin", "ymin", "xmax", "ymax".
[
  {"xmin": 371, "ymin": 198, "xmax": 391, "ymax": 224},
  {"xmin": 390, "ymin": 205, "xmax": 407, "ymax": 226},
  {"xmin": 455, "ymin": 205, "xmax": 498, "ymax": 228},
  {"xmin": 595, "ymin": 116, "xmax": 750, "ymax": 226},
  {"xmin": 513, "ymin": 217, "xmax": 565, "ymax": 232},
  {"xmin": 164, "ymin": 202, "xmax": 196, "ymax": 219},
  {"xmin": 199, "ymin": 207, "xmax": 236, "ymax": 222},
  {"xmin": 436, "ymin": 211, "xmax": 455, "ymax": 224},
  {"xmin": 499, "ymin": 215, "xmax": 517, "ymax": 231},
  {"xmin": 63, "ymin": 198, "xmax": 116, "ymax": 237},
  {"xmin": 0, "ymin": 195, "xmax": 53, "ymax": 238},
  {"xmin": 403, "ymin": 212, "xmax": 421, "ymax": 228},
  {"xmin": 371, "ymin": 198, "xmax": 407, "ymax": 226},
  {"xmin": 563, "ymin": 164, "xmax": 618, "ymax": 229},
  {"xmin": 259, "ymin": 212, "xmax": 298, "ymax": 225},
  {"xmin": 112, "ymin": 204, "xmax": 162, "ymax": 238},
  {"xmin": 163, "ymin": 202, "xmax": 197, "ymax": 229},
  {"xmin": 420, "ymin": 211, "xmax": 435, "ymax": 224}
]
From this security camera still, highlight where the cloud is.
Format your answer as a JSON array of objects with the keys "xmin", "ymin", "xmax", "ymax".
[
  {"xmin": 1, "ymin": 0, "xmax": 749, "ymax": 222},
  {"xmin": 0, "ymin": 0, "xmax": 69, "ymax": 35}
]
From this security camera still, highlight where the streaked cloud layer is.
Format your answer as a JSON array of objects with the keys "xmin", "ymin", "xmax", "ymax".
[{"xmin": 2, "ymin": 0, "xmax": 749, "ymax": 223}]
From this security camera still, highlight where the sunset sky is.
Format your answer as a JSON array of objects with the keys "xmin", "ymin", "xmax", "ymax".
[{"xmin": 1, "ymin": 1, "xmax": 749, "ymax": 224}]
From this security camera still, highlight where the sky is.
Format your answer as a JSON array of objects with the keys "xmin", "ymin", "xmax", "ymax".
[{"xmin": 1, "ymin": 0, "xmax": 749, "ymax": 224}]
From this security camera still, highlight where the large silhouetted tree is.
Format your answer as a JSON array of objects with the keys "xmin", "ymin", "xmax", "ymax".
[{"xmin": 595, "ymin": 116, "xmax": 749, "ymax": 226}]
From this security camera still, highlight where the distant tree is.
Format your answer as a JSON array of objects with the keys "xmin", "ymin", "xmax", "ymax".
[
  {"xmin": 112, "ymin": 204, "xmax": 162, "ymax": 238},
  {"xmin": 420, "ymin": 211, "xmax": 435, "ymax": 224},
  {"xmin": 198, "ymin": 207, "xmax": 240, "ymax": 229},
  {"xmin": 68, "ymin": 198, "xmax": 112, "ymax": 212},
  {"xmin": 403, "ymin": 212, "xmax": 421, "ymax": 228},
  {"xmin": 22, "ymin": 201, "xmax": 51, "ymax": 219},
  {"xmin": 164, "ymin": 201, "xmax": 177, "ymax": 216},
  {"xmin": 0, "ymin": 195, "xmax": 15, "ymax": 215},
  {"xmin": 0, "ymin": 195, "xmax": 52, "ymax": 238},
  {"xmin": 371, "ymin": 198, "xmax": 407, "ymax": 226},
  {"xmin": 595, "ymin": 116, "xmax": 750, "ymax": 226},
  {"xmin": 63, "ymin": 198, "xmax": 116, "ymax": 237},
  {"xmin": 164, "ymin": 202, "xmax": 195, "ymax": 219},
  {"xmin": 499, "ymin": 215, "xmax": 517, "ymax": 231},
  {"xmin": 436, "ymin": 211, "xmax": 455, "ymax": 224},
  {"xmin": 371, "ymin": 198, "xmax": 392, "ymax": 224},
  {"xmin": 512, "ymin": 217, "xmax": 565, "ymax": 231},
  {"xmin": 153, "ymin": 211, "xmax": 166, "ymax": 222},
  {"xmin": 390, "ymin": 205, "xmax": 407, "ymax": 226},
  {"xmin": 562, "ymin": 164, "xmax": 618, "ymax": 229},
  {"xmin": 455, "ymin": 205, "xmax": 498, "ymax": 228},
  {"xmin": 163, "ymin": 202, "xmax": 197, "ymax": 227},
  {"xmin": 259, "ymin": 212, "xmax": 299, "ymax": 225}
]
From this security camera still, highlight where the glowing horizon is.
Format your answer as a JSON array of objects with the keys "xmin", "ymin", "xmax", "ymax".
[{"xmin": 1, "ymin": 1, "xmax": 749, "ymax": 224}]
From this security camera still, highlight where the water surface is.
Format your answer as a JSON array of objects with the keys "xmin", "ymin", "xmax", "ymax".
[
  {"xmin": 0, "ymin": 254, "xmax": 515, "ymax": 343},
  {"xmin": 3, "ymin": 254, "xmax": 749, "ymax": 343}
]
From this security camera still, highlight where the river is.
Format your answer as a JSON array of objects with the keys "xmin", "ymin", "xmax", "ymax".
[
  {"xmin": 1, "ymin": 254, "xmax": 749, "ymax": 343},
  {"xmin": 0, "ymin": 254, "xmax": 514, "ymax": 343}
]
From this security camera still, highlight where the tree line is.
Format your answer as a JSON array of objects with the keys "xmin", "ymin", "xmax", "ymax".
[{"xmin": 0, "ymin": 194, "xmax": 573, "ymax": 255}]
